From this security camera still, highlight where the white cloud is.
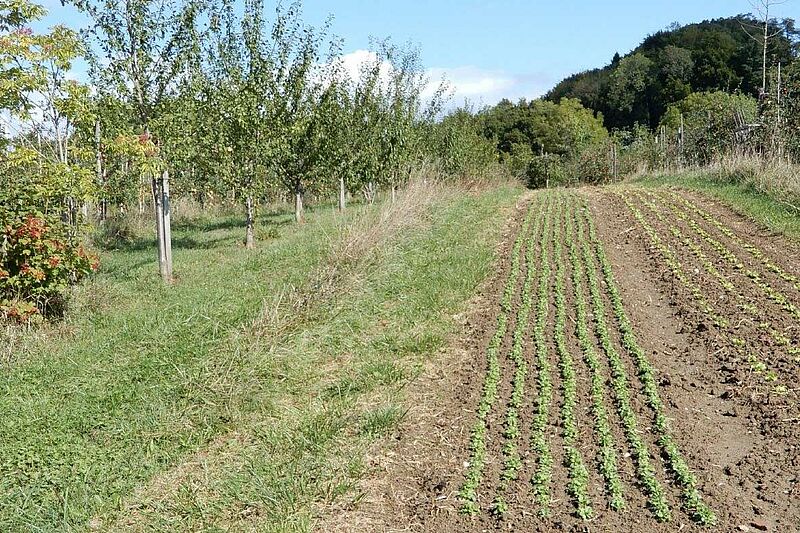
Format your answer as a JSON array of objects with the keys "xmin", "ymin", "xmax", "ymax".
[
  {"xmin": 339, "ymin": 50, "xmax": 384, "ymax": 82},
  {"xmin": 338, "ymin": 49, "xmax": 553, "ymax": 109},
  {"xmin": 427, "ymin": 65, "xmax": 553, "ymax": 108}
]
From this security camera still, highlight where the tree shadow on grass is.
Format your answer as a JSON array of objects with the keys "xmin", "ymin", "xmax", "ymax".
[
  {"xmin": 98, "ymin": 235, "xmax": 236, "ymax": 253},
  {"xmin": 172, "ymin": 213, "xmax": 294, "ymax": 233}
]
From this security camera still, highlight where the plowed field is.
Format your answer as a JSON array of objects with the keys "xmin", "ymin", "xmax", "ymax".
[{"xmin": 325, "ymin": 187, "xmax": 800, "ymax": 532}]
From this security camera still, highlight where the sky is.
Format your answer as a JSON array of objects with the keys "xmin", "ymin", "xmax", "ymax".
[{"xmin": 37, "ymin": 0, "xmax": 798, "ymax": 107}]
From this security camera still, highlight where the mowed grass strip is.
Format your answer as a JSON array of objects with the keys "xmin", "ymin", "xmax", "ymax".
[{"xmin": 0, "ymin": 183, "xmax": 523, "ymax": 531}]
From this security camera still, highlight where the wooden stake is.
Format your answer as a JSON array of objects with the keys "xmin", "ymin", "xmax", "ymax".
[
  {"xmin": 161, "ymin": 170, "xmax": 173, "ymax": 282},
  {"xmin": 152, "ymin": 176, "xmax": 166, "ymax": 279},
  {"xmin": 338, "ymin": 176, "xmax": 346, "ymax": 212},
  {"xmin": 295, "ymin": 190, "xmax": 304, "ymax": 223},
  {"xmin": 245, "ymin": 194, "xmax": 255, "ymax": 249}
]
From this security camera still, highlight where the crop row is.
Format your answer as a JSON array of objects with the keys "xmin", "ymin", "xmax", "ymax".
[
  {"xmin": 633, "ymin": 191, "xmax": 735, "ymax": 292},
  {"xmin": 614, "ymin": 191, "xmax": 726, "ymax": 328},
  {"xmin": 491, "ymin": 194, "xmax": 548, "ymax": 515},
  {"xmin": 460, "ymin": 190, "xmax": 717, "ymax": 523},
  {"xmin": 646, "ymin": 191, "xmax": 800, "ymax": 323},
  {"xmin": 553, "ymin": 194, "xmax": 593, "ymax": 519},
  {"xmin": 581, "ymin": 198, "xmax": 716, "ymax": 525},
  {"xmin": 576, "ymin": 201, "xmax": 672, "ymax": 522},
  {"xmin": 459, "ymin": 199, "xmax": 538, "ymax": 514},
  {"xmin": 668, "ymin": 191, "xmax": 800, "ymax": 295},
  {"xmin": 565, "ymin": 200, "xmax": 626, "ymax": 512},
  {"xmin": 652, "ymin": 190, "xmax": 800, "ymax": 363},
  {"xmin": 616, "ymin": 190, "xmax": 778, "ymax": 382},
  {"xmin": 530, "ymin": 193, "xmax": 555, "ymax": 516},
  {"xmin": 629, "ymin": 191, "xmax": 784, "ymax": 381}
]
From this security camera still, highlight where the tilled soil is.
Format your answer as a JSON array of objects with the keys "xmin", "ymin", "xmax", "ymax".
[{"xmin": 320, "ymin": 187, "xmax": 800, "ymax": 533}]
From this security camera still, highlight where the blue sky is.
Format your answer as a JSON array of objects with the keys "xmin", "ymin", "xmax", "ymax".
[{"xmin": 39, "ymin": 0, "xmax": 796, "ymax": 106}]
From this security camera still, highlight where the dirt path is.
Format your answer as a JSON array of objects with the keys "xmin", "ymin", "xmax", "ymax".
[{"xmin": 319, "ymin": 187, "xmax": 799, "ymax": 533}]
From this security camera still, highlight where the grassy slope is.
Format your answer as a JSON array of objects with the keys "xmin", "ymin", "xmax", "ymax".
[
  {"xmin": 630, "ymin": 172, "xmax": 800, "ymax": 239},
  {"xmin": 0, "ymin": 184, "xmax": 522, "ymax": 532}
]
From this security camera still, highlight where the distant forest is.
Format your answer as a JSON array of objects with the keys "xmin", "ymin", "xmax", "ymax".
[
  {"xmin": 546, "ymin": 15, "xmax": 799, "ymax": 130},
  {"xmin": 468, "ymin": 14, "xmax": 800, "ymax": 186}
]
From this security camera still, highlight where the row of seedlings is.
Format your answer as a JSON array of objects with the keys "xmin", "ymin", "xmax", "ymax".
[
  {"xmin": 552, "ymin": 193, "xmax": 593, "ymax": 519},
  {"xmin": 632, "ymin": 190, "xmax": 735, "ymax": 292},
  {"xmin": 654, "ymin": 190, "xmax": 800, "ymax": 364},
  {"xmin": 491, "ymin": 195, "xmax": 548, "ymax": 515},
  {"xmin": 668, "ymin": 191, "xmax": 800, "ymax": 295},
  {"xmin": 565, "ymin": 198, "xmax": 626, "ymax": 513},
  {"xmin": 581, "ymin": 198, "xmax": 717, "ymax": 525},
  {"xmin": 632, "ymin": 190, "xmax": 779, "ymax": 380},
  {"xmin": 575, "ymin": 198, "xmax": 673, "ymax": 522},
  {"xmin": 616, "ymin": 190, "xmax": 767, "ymax": 381},
  {"xmin": 614, "ymin": 191, "xmax": 727, "ymax": 328},
  {"xmin": 459, "ymin": 200, "xmax": 537, "ymax": 514},
  {"xmin": 530, "ymin": 193, "xmax": 555, "ymax": 516}
]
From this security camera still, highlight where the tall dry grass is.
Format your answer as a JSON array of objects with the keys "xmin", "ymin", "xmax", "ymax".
[
  {"xmin": 627, "ymin": 154, "xmax": 800, "ymax": 207},
  {"xmin": 253, "ymin": 174, "xmax": 458, "ymax": 334},
  {"xmin": 707, "ymin": 154, "xmax": 800, "ymax": 202}
]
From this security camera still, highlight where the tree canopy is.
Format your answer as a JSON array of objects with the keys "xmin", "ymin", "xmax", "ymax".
[{"xmin": 547, "ymin": 15, "xmax": 799, "ymax": 130}]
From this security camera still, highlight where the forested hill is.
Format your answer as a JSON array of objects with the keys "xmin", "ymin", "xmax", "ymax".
[{"xmin": 546, "ymin": 15, "xmax": 799, "ymax": 130}]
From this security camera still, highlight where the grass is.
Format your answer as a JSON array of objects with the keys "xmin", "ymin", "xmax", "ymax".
[
  {"xmin": 629, "ymin": 171, "xmax": 800, "ymax": 240},
  {"xmin": 0, "ymin": 181, "xmax": 523, "ymax": 531}
]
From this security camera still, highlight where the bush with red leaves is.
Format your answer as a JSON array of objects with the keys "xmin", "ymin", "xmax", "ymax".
[{"xmin": 1, "ymin": 214, "xmax": 98, "ymax": 322}]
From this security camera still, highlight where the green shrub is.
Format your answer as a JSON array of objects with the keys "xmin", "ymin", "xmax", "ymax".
[
  {"xmin": 1, "ymin": 150, "xmax": 98, "ymax": 321},
  {"xmin": 527, "ymin": 154, "xmax": 567, "ymax": 189}
]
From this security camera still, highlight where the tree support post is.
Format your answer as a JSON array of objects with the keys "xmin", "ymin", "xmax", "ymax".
[
  {"xmin": 338, "ymin": 176, "xmax": 346, "ymax": 212},
  {"xmin": 161, "ymin": 170, "xmax": 173, "ymax": 281},
  {"xmin": 295, "ymin": 190, "xmax": 304, "ymax": 223},
  {"xmin": 245, "ymin": 194, "xmax": 255, "ymax": 249},
  {"xmin": 153, "ymin": 170, "xmax": 173, "ymax": 283}
]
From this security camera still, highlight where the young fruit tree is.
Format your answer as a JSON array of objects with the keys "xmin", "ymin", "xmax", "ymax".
[{"xmin": 69, "ymin": 0, "xmax": 205, "ymax": 281}]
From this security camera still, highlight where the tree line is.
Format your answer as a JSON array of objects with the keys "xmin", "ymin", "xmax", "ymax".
[
  {"xmin": 5, "ymin": 0, "xmax": 800, "ymax": 320},
  {"xmin": 469, "ymin": 10, "xmax": 800, "ymax": 188}
]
